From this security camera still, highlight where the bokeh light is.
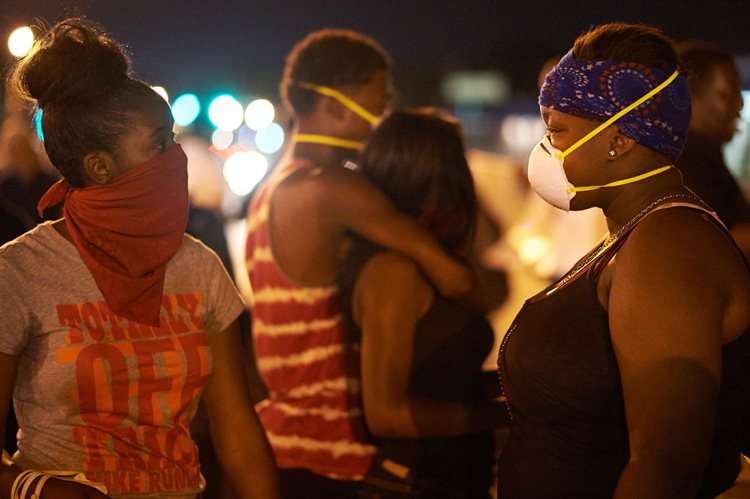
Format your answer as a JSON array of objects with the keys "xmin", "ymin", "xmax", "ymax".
[
  {"xmin": 209, "ymin": 95, "xmax": 244, "ymax": 131},
  {"xmin": 255, "ymin": 123, "xmax": 285, "ymax": 154},
  {"xmin": 245, "ymin": 99, "xmax": 275, "ymax": 131},
  {"xmin": 211, "ymin": 129, "xmax": 234, "ymax": 150},
  {"xmin": 518, "ymin": 236, "xmax": 550, "ymax": 266},
  {"xmin": 8, "ymin": 26, "xmax": 34, "ymax": 59},
  {"xmin": 171, "ymin": 93, "xmax": 201, "ymax": 127},
  {"xmin": 151, "ymin": 86, "xmax": 169, "ymax": 103},
  {"xmin": 223, "ymin": 151, "xmax": 268, "ymax": 196},
  {"xmin": 237, "ymin": 125, "xmax": 255, "ymax": 149}
]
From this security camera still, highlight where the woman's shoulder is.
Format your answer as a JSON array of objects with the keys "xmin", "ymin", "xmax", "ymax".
[
  {"xmin": 618, "ymin": 204, "xmax": 748, "ymax": 294},
  {"xmin": 362, "ymin": 251, "xmax": 426, "ymax": 281},
  {"xmin": 178, "ymin": 232, "xmax": 220, "ymax": 258},
  {"xmin": 357, "ymin": 251, "xmax": 433, "ymax": 304},
  {"xmin": 0, "ymin": 223, "xmax": 65, "ymax": 295},
  {"xmin": 627, "ymin": 205, "xmax": 739, "ymax": 262},
  {"xmin": 169, "ymin": 233, "xmax": 227, "ymax": 276},
  {"xmin": 0, "ymin": 222, "xmax": 59, "ymax": 264},
  {"xmin": 351, "ymin": 250, "xmax": 434, "ymax": 329}
]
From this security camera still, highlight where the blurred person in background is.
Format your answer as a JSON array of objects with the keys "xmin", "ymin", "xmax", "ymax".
[
  {"xmin": 498, "ymin": 23, "xmax": 750, "ymax": 499},
  {"xmin": 339, "ymin": 109, "xmax": 507, "ymax": 499},
  {"xmin": 676, "ymin": 41, "xmax": 750, "ymax": 258},
  {"xmin": 0, "ymin": 127, "xmax": 28, "ymax": 243},
  {"xmin": 0, "ymin": 18, "xmax": 279, "ymax": 499},
  {"xmin": 180, "ymin": 135, "xmax": 235, "ymax": 276},
  {"xmin": 245, "ymin": 29, "xmax": 474, "ymax": 498},
  {"xmin": 0, "ymin": 203, "xmax": 26, "ymax": 244},
  {"xmin": 677, "ymin": 40, "xmax": 750, "ymax": 468},
  {"xmin": 0, "ymin": 122, "xmax": 58, "ymax": 231},
  {"xmin": 675, "ymin": 39, "xmax": 750, "ymax": 468}
]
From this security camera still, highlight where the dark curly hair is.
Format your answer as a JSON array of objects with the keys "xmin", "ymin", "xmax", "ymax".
[
  {"xmin": 573, "ymin": 22, "xmax": 680, "ymax": 74},
  {"xmin": 9, "ymin": 18, "xmax": 164, "ymax": 187},
  {"xmin": 281, "ymin": 29, "xmax": 391, "ymax": 117}
]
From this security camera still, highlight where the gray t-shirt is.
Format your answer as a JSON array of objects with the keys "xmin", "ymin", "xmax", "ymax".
[{"xmin": 0, "ymin": 222, "xmax": 244, "ymax": 498}]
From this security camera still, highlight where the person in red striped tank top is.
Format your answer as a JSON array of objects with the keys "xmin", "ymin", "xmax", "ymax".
[{"xmin": 244, "ymin": 31, "xmax": 474, "ymax": 498}]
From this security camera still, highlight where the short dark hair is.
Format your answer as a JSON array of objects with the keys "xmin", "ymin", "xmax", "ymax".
[
  {"xmin": 676, "ymin": 40, "xmax": 737, "ymax": 95},
  {"xmin": 572, "ymin": 23, "xmax": 680, "ymax": 73},
  {"xmin": 359, "ymin": 108, "xmax": 477, "ymax": 250},
  {"xmin": 281, "ymin": 29, "xmax": 391, "ymax": 117},
  {"xmin": 9, "ymin": 18, "xmax": 163, "ymax": 187}
]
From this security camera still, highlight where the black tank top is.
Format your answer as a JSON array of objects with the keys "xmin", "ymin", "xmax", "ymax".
[
  {"xmin": 497, "ymin": 197, "xmax": 750, "ymax": 499},
  {"xmin": 339, "ymin": 245, "xmax": 496, "ymax": 497}
]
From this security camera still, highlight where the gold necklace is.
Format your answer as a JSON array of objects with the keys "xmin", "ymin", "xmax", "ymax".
[{"xmin": 546, "ymin": 193, "xmax": 701, "ymax": 296}]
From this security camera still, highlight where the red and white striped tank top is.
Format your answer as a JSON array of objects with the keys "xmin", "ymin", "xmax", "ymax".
[{"xmin": 245, "ymin": 160, "xmax": 375, "ymax": 480}]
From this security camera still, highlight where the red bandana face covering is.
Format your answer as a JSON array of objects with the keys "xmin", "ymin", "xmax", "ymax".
[{"xmin": 37, "ymin": 144, "xmax": 189, "ymax": 325}]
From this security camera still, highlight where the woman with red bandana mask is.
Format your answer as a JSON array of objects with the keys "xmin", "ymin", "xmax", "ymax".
[
  {"xmin": 0, "ymin": 19, "xmax": 279, "ymax": 499},
  {"xmin": 337, "ymin": 109, "xmax": 507, "ymax": 499}
]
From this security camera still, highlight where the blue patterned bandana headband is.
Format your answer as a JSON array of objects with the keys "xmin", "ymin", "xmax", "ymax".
[{"xmin": 539, "ymin": 50, "xmax": 691, "ymax": 160}]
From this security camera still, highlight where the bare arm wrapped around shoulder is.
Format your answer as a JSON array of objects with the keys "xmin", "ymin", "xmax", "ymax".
[{"xmin": 318, "ymin": 167, "xmax": 473, "ymax": 297}]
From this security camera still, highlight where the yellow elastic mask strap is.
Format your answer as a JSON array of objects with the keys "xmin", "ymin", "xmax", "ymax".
[
  {"xmin": 561, "ymin": 70, "xmax": 681, "ymax": 159},
  {"xmin": 569, "ymin": 165, "xmax": 674, "ymax": 193},
  {"xmin": 293, "ymin": 133, "xmax": 364, "ymax": 151},
  {"xmin": 297, "ymin": 81, "xmax": 379, "ymax": 126}
]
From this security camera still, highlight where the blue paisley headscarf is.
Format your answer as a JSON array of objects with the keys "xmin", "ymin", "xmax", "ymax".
[{"xmin": 539, "ymin": 50, "xmax": 691, "ymax": 160}]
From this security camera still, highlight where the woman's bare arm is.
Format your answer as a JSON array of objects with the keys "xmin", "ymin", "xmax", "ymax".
[
  {"xmin": 318, "ymin": 167, "xmax": 473, "ymax": 297},
  {"xmin": 609, "ymin": 210, "xmax": 744, "ymax": 499},
  {"xmin": 202, "ymin": 322, "xmax": 280, "ymax": 499}
]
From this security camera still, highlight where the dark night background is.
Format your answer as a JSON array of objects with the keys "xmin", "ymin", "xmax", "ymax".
[{"xmin": 2, "ymin": 0, "xmax": 749, "ymax": 107}]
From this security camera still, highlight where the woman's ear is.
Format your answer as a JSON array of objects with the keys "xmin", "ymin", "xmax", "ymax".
[
  {"xmin": 82, "ymin": 152, "xmax": 117, "ymax": 185},
  {"xmin": 607, "ymin": 129, "xmax": 637, "ymax": 160}
]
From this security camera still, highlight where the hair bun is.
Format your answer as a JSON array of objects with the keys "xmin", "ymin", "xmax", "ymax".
[{"xmin": 13, "ymin": 18, "xmax": 131, "ymax": 109}]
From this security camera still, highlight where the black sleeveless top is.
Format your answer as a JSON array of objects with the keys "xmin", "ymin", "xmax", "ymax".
[
  {"xmin": 339, "ymin": 246, "xmax": 496, "ymax": 497},
  {"xmin": 497, "ymin": 199, "xmax": 750, "ymax": 499},
  {"xmin": 377, "ymin": 294, "xmax": 496, "ymax": 497}
]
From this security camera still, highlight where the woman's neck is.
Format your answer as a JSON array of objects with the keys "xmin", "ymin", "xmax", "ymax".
[{"xmin": 602, "ymin": 168, "xmax": 692, "ymax": 235}]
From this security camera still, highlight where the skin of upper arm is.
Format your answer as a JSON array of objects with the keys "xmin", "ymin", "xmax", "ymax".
[
  {"xmin": 608, "ymin": 211, "xmax": 725, "ymax": 474},
  {"xmin": 269, "ymin": 167, "xmax": 467, "ymax": 292},
  {"xmin": 318, "ymin": 167, "xmax": 472, "ymax": 296},
  {"xmin": 276, "ymin": 166, "xmax": 404, "ymax": 239},
  {"xmin": 202, "ymin": 322, "xmax": 279, "ymax": 498},
  {"xmin": 318, "ymin": 168, "xmax": 423, "ymax": 248},
  {"xmin": 355, "ymin": 252, "xmax": 432, "ymax": 436}
]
